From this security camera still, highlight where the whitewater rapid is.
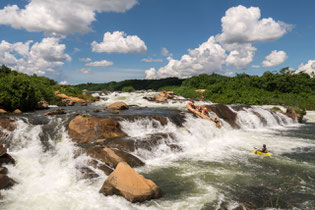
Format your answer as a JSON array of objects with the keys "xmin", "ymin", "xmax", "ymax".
[{"xmin": 1, "ymin": 92, "xmax": 315, "ymax": 209}]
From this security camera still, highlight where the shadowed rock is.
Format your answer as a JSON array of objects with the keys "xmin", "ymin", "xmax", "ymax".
[
  {"xmin": 206, "ymin": 104, "xmax": 240, "ymax": 129},
  {"xmin": 86, "ymin": 146, "xmax": 144, "ymax": 168}
]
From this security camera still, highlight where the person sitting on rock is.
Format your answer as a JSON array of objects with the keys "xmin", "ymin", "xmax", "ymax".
[{"xmin": 260, "ymin": 144, "xmax": 268, "ymax": 153}]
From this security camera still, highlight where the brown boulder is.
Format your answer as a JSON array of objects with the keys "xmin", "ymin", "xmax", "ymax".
[
  {"xmin": 151, "ymin": 115, "xmax": 168, "ymax": 126},
  {"xmin": 35, "ymin": 101, "xmax": 49, "ymax": 109},
  {"xmin": 0, "ymin": 118, "xmax": 16, "ymax": 140},
  {"xmin": 101, "ymin": 138, "xmax": 136, "ymax": 153},
  {"xmin": 154, "ymin": 95, "xmax": 167, "ymax": 103},
  {"xmin": 68, "ymin": 115, "xmax": 127, "ymax": 143},
  {"xmin": 0, "ymin": 109, "xmax": 7, "ymax": 114},
  {"xmin": 205, "ymin": 104, "xmax": 240, "ymax": 129},
  {"xmin": 86, "ymin": 146, "xmax": 144, "ymax": 168},
  {"xmin": 44, "ymin": 108, "xmax": 66, "ymax": 116},
  {"xmin": 105, "ymin": 102, "xmax": 129, "ymax": 110},
  {"xmin": 13, "ymin": 109, "xmax": 22, "ymax": 114},
  {"xmin": 99, "ymin": 162, "xmax": 161, "ymax": 203},
  {"xmin": 286, "ymin": 106, "xmax": 305, "ymax": 123},
  {"xmin": 0, "ymin": 174, "xmax": 15, "ymax": 189}
]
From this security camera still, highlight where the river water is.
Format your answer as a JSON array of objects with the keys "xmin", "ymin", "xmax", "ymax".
[{"xmin": 1, "ymin": 92, "xmax": 315, "ymax": 209}]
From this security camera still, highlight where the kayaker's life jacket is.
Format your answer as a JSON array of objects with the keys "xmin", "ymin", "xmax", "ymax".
[{"xmin": 261, "ymin": 147, "xmax": 268, "ymax": 153}]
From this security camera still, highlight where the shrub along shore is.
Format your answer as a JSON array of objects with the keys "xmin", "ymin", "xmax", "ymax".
[
  {"xmin": 76, "ymin": 67, "xmax": 315, "ymax": 110},
  {"xmin": 0, "ymin": 65, "xmax": 94, "ymax": 112},
  {"xmin": 1, "ymin": 65, "xmax": 314, "ymax": 111}
]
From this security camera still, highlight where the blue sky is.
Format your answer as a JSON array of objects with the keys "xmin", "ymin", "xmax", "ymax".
[{"xmin": 0, "ymin": 0, "xmax": 315, "ymax": 84}]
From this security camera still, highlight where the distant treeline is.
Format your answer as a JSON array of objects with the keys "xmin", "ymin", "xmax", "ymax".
[
  {"xmin": 160, "ymin": 68, "xmax": 315, "ymax": 110},
  {"xmin": 0, "ymin": 65, "xmax": 89, "ymax": 111},
  {"xmin": 74, "ymin": 78, "xmax": 184, "ymax": 92}
]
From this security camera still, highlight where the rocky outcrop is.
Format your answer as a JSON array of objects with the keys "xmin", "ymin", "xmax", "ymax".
[
  {"xmin": 99, "ymin": 162, "xmax": 161, "ymax": 203},
  {"xmin": 68, "ymin": 115, "xmax": 127, "ymax": 143},
  {"xmin": 0, "ymin": 109, "xmax": 7, "ymax": 114},
  {"xmin": 0, "ymin": 117, "xmax": 16, "ymax": 141},
  {"xmin": 0, "ymin": 144, "xmax": 16, "ymax": 191},
  {"xmin": 205, "ymin": 104, "xmax": 240, "ymax": 129},
  {"xmin": 152, "ymin": 91, "xmax": 175, "ymax": 103},
  {"xmin": 44, "ymin": 108, "xmax": 66, "ymax": 116},
  {"xmin": 105, "ymin": 102, "xmax": 129, "ymax": 110},
  {"xmin": 286, "ymin": 106, "xmax": 305, "ymax": 123},
  {"xmin": 13, "ymin": 109, "xmax": 22, "ymax": 114},
  {"xmin": 151, "ymin": 115, "xmax": 168, "ymax": 126},
  {"xmin": 35, "ymin": 101, "xmax": 49, "ymax": 109},
  {"xmin": 154, "ymin": 95, "xmax": 167, "ymax": 103},
  {"xmin": 86, "ymin": 146, "xmax": 144, "ymax": 168}
]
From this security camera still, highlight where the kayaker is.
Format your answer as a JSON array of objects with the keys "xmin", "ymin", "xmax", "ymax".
[{"xmin": 260, "ymin": 144, "xmax": 268, "ymax": 153}]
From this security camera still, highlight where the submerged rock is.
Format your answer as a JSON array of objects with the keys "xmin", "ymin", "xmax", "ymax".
[
  {"xmin": 105, "ymin": 102, "xmax": 129, "ymax": 110},
  {"xmin": 99, "ymin": 162, "xmax": 161, "ymax": 203},
  {"xmin": 68, "ymin": 115, "xmax": 127, "ymax": 143},
  {"xmin": 44, "ymin": 108, "xmax": 66, "ymax": 116},
  {"xmin": 35, "ymin": 101, "xmax": 49, "ymax": 109}
]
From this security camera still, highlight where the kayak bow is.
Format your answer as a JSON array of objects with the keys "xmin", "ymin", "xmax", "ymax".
[{"xmin": 250, "ymin": 150, "xmax": 272, "ymax": 156}]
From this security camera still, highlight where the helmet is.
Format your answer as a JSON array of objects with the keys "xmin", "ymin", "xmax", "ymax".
[
  {"xmin": 188, "ymin": 102, "xmax": 191, "ymax": 105},
  {"xmin": 204, "ymin": 107, "xmax": 207, "ymax": 110},
  {"xmin": 263, "ymin": 144, "xmax": 266, "ymax": 147}
]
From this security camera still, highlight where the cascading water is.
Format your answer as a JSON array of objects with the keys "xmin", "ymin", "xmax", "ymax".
[{"xmin": 1, "ymin": 92, "xmax": 315, "ymax": 209}]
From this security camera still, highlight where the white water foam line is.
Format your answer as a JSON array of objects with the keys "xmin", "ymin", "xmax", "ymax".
[{"xmin": 93, "ymin": 91, "xmax": 212, "ymax": 110}]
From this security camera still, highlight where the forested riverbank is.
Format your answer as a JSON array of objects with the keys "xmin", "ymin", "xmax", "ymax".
[{"xmin": 76, "ymin": 67, "xmax": 315, "ymax": 110}]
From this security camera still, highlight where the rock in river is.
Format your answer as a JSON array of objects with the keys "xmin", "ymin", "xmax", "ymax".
[
  {"xmin": 99, "ymin": 162, "xmax": 161, "ymax": 203},
  {"xmin": 68, "ymin": 115, "xmax": 127, "ymax": 143}
]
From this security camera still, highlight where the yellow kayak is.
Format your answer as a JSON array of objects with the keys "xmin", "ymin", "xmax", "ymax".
[{"xmin": 250, "ymin": 150, "xmax": 272, "ymax": 156}]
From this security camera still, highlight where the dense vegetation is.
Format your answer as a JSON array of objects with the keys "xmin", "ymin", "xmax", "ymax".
[
  {"xmin": 75, "ymin": 77, "xmax": 184, "ymax": 92},
  {"xmin": 160, "ymin": 68, "xmax": 315, "ymax": 110},
  {"xmin": 0, "ymin": 65, "xmax": 89, "ymax": 111}
]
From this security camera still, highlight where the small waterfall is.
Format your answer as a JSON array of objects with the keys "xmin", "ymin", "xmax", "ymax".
[{"xmin": 0, "ymin": 117, "xmax": 136, "ymax": 210}]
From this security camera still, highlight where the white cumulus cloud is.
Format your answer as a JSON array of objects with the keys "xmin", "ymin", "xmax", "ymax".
[
  {"xmin": 0, "ymin": 37, "xmax": 71, "ymax": 75},
  {"xmin": 145, "ymin": 68, "xmax": 157, "ymax": 79},
  {"xmin": 262, "ymin": 50, "xmax": 288, "ymax": 67},
  {"xmin": 0, "ymin": 0, "xmax": 138, "ymax": 35},
  {"xmin": 295, "ymin": 60, "xmax": 315, "ymax": 77},
  {"xmin": 86, "ymin": 60, "xmax": 113, "ymax": 67},
  {"xmin": 91, "ymin": 31, "xmax": 147, "ymax": 54},
  {"xmin": 146, "ymin": 5, "xmax": 291, "ymax": 79},
  {"xmin": 146, "ymin": 36, "xmax": 227, "ymax": 79},
  {"xmin": 216, "ymin": 5, "xmax": 292, "ymax": 44}
]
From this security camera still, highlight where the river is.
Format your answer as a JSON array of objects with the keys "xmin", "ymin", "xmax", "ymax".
[{"xmin": 1, "ymin": 91, "xmax": 315, "ymax": 209}]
